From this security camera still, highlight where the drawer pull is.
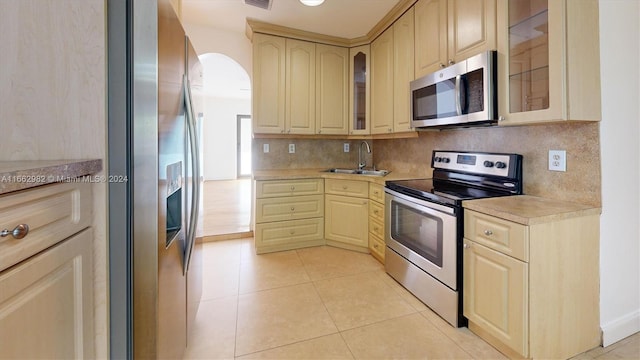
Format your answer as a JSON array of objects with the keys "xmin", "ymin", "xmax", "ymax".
[
  {"xmin": 483, "ymin": 230, "xmax": 493, "ymax": 236},
  {"xmin": 373, "ymin": 210, "xmax": 379, "ymax": 214},
  {"xmin": 374, "ymin": 227, "xmax": 379, "ymax": 232},
  {"xmin": 342, "ymin": 186, "xmax": 348, "ymax": 190},
  {"xmin": 289, "ymin": 230, "xmax": 295, "ymax": 235},
  {"xmin": 1, "ymin": 224, "xmax": 29, "ymax": 240},
  {"xmin": 290, "ymin": 186, "xmax": 295, "ymax": 191},
  {"xmin": 290, "ymin": 207, "xmax": 295, "ymax": 211},
  {"xmin": 373, "ymin": 243, "xmax": 379, "ymax": 249}
]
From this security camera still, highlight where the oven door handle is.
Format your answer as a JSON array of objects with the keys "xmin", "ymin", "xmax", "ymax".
[{"xmin": 385, "ymin": 188, "xmax": 457, "ymax": 216}]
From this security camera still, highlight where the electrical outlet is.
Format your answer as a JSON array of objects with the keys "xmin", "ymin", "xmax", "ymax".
[
  {"xmin": 343, "ymin": 143, "xmax": 350, "ymax": 152},
  {"xmin": 263, "ymin": 144, "xmax": 269, "ymax": 153},
  {"xmin": 549, "ymin": 150, "xmax": 566, "ymax": 172},
  {"xmin": 288, "ymin": 143, "xmax": 295, "ymax": 154}
]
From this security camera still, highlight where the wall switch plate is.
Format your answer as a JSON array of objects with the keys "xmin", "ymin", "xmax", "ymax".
[
  {"xmin": 549, "ymin": 150, "xmax": 566, "ymax": 172},
  {"xmin": 288, "ymin": 143, "xmax": 295, "ymax": 153},
  {"xmin": 343, "ymin": 143, "xmax": 350, "ymax": 152},
  {"xmin": 263, "ymin": 144, "xmax": 269, "ymax": 153}
]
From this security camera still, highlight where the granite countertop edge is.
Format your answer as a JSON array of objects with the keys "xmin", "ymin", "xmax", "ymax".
[
  {"xmin": 0, "ymin": 159, "xmax": 103, "ymax": 195},
  {"xmin": 463, "ymin": 195, "xmax": 602, "ymax": 225}
]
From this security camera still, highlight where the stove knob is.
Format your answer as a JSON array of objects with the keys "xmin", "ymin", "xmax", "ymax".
[
  {"xmin": 442, "ymin": 157, "xmax": 451, "ymax": 163},
  {"xmin": 495, "ymin": 161, "xmax": 507, "ymax": 169},
  {"xmin": 434, "ymin": 157, "xmax": 441, "ymax": 163},
  {"xmin": 483, "ymin": 161, "xmax": 494, "ymax": 168}
]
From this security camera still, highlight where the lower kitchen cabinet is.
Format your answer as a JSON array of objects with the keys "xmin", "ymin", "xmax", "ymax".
[
  {"xmin": 0, "ymin": 182, "xmax": 94, "ymax": 359},
  {"xmin": 324, "ymin": 178, "xmax": 369, "ymax": 252},
  {"xmin": 463, "ymin": 204, "xmax": 600, "ymax": 359},
  {"xmin": 368, "ymin": 183, "xmax": 385, "ymax": 263},
  {"xmin": 254, "ymin": 178, "xmax": 325, "ymax": 254}
]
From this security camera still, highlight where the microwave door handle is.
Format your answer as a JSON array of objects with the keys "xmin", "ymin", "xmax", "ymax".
[{"xmin": 455, "ymin": 75, "xmax": 462, "ymax": 116}]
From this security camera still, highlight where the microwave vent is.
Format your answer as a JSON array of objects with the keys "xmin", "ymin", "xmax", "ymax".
[{"xmin": 244, "ymin": 0, "xmax": 272, "ymax": 10}]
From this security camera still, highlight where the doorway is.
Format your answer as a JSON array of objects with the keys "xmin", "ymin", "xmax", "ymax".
[{"xmin": 237, "ymin": 115, "xmax": 252, "ymax": 178}]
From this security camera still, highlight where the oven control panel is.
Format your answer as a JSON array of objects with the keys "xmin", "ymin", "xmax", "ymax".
[{"xmin": 432, "ymin": 151, "xmax": 520, "ymax": 178}]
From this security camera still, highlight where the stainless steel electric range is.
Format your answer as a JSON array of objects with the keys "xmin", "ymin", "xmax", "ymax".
[{"xmin": 384, "ymin": 150, "xmax": 523, "ymax": 327}]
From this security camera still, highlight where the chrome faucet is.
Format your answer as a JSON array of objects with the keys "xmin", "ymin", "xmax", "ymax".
[{"xmin": 358, "ymin": 141, "xmax": 371, "ymax": 170}]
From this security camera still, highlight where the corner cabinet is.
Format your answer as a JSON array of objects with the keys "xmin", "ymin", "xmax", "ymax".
[
  {"xmin": 324, "ymin": 179, "xmax": 369, "ymax": 252},
  {"xmin": 462, "ymin": 199, "xmax": 601, "ymax": 359},
  {"xmin": 415, "ymin": 0, "xmax": 497, "ymax": 78},
  {"xmin": 0, "ymin": 182, "xmax": 94, "ymax": 359},
  {"xmin": 496, "ymin": 0, "xmax": 601, "ymax": 125},
  {"xmin": 349, "ymin": 45, "xmax": 371, "ymax": 135}
]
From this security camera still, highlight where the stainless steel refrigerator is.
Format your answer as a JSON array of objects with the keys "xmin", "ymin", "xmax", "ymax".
[{"xmin": 107, "ymin": 0, "xmax": 203, "ymax": 358}]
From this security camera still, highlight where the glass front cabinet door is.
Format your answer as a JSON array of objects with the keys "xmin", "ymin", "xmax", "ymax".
[
  {"xmin": 349, "ymin": 45, "xmax": 370, "ymax": 135},
  {"xmin": 497, "ymin": 0, "xmax": 601, "ymax": 125}
]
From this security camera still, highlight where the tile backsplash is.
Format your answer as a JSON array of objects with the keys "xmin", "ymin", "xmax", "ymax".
[
  {"xmin": 375, "ymin": 122, "xmax": 601, "ymax": 207},
  {"xmin": 252, "ymin": 122, "xmax": 601, "ymax": 207}
]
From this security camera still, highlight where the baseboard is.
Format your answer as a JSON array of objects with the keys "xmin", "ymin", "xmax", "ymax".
[{"xmin": 601, "ymin": 309, "xmax": 640, "ymax": 347}]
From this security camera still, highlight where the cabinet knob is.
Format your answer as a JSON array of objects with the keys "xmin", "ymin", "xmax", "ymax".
[
  {"xmin": 343, "ymin": 186, "xmax": 348, "ymax": 190},
  {"xmin": 374, "ymin": 210, "xmax": 379, "ymax": 214},
  {"xmin": 290, "ymin": 207, "xmax": 295, "ymax": 211},
  {"xmin": 463, "ymin": 243, "xmax": 472, "ymax": 249},
  {"xmin": 289, "ymin": 230, "xmax": 295, "ymax": 235},
  {"xmin": 373, "ymin": 243, "xmax": 379, "ymax": 249},
  {"xmin": 1, "ymin": 224, "xmax": 29, "ymax": 239},
  {"xmin": 448, "ymin": 59, "xmax": 455, "ymax": 65},
  {"xmin": 484, "ymin": 230, "xmax": 493, "ymax": 236},
  {"xmin": 290, "ymin": 186, "xmax": 295, "ymax": 191},
  {"xmin": 439, "ymin": 63, "xmax": 446, "ymax": 68}
]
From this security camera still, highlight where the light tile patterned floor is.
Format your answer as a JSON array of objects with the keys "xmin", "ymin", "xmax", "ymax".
[
  {"xmin": 184, "ymin": 239, "xmax": 640, "ymax": 359},
  {"xmin": 202, "ymin": 179, "xmax": 251, "ymax": 236}
]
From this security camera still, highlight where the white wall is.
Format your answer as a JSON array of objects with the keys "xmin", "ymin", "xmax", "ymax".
[
  {"xmin": 202, "ymin": 96, "xmax": 251, "ymax": 180},
  {"xmin": 599, "ymin": 0, "xmax": 640, "ymax": 346}
]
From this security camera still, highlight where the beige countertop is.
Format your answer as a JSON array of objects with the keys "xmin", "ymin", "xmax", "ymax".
[
  {"xmin": 252, "ymin": 168, "xmax": 424, "ymax": 185},
  {"xmin": 0, "ymin": 159, "xmax": 103, "ymax": 195},
  {"xmin": 463, "ymin": 195, "xmax": 601, "ymax": 225}
]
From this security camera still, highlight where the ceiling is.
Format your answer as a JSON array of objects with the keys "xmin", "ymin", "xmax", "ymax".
[{"xmin": 180, "ymin": 0, "xmax": 402, "ymax": 39}]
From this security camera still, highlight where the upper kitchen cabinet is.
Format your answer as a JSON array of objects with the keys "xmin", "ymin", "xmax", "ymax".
[
  {"xmin": 349, "ymin": 45, "xmax": 371, "ymax": 135},
  {"xmin": 316, "ymin": 44, "xmax": 349, "ymax": 135},
  {"xmin": 415, "ymin": 0, "xmax": 497, "ymax": 78},
  {"xmin": 286, "ymin": 39, "xmax": 316, "ymax": 134},
  {"xmin": 371, "ymin": 8, "xmax": 416, "ymax": 135},
  {"xmin": 253, "ymin": 34, "xmax": 286, "ymax": 134},
  {"xmin": 393, "ymin": 7, "xmax": 415, "ymax": 133},
  {"xmin": 496, "ymin": 0, "xmax": 601, "ymax": 125},
  {"xmin": 371, "ymin": 26, "xmax": 394, "ymax": 134}
]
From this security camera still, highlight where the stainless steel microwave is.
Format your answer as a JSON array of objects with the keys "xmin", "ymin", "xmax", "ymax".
[{"xmin": 410, "ymin": 51, "xmax": 497, "ymax": 128}]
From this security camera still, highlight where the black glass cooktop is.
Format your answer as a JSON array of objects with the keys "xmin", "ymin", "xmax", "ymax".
[{"xmin": 386, "ymin": 178, "xmax": 513, "ymax": 206}]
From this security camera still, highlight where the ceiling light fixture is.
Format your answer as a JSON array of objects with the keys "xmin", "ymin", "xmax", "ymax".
[{"xmin": 299, "ymin": 0, "xmax": 325, "ymax": 6}]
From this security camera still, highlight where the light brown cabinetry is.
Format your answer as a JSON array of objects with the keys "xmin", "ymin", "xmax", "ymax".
[
  {"xmin": 0, "ymin": 182, "xmax": 94, "ymax": 358},
  {"xmin": 349, "ymin": 45, "xmax": 371, "ymax": 135},
  {"xmin": 496, "ymin": 0, "xmax": 601, "ymax": 124},
  {"xmin": 463, "ymin": 207, "xmax": 600, "ymax": 359},
  {"xmin": 371, "ymin": 8, "xmax": 416, "ymax": 135},
  {"xmin": 252, "ymin": 33, "xmax": 286, "ymax": 134},
  {"xmin": 415, "ymin": 0, "xmax": 497, "ymax": 78},
  {"xmin": 286, "ymin": 38, "xmax": 316, "ymax": 134},
  {"xmin": 368, "ymin": 183, "xmax": 385, "ymax": 262},
  {"xmin": 316, "ymin": 44, "xmax": 349, "ymax": 135},
  {"xmin": 252, "ymin": 32, "xmax": 350, "ymax": 135},
  {"xmin": 255, "ymin": 179, "xmax": 325, "ymax": 254},
  {"xmin": 324, "ymin": 179, "xmax": 369, "ymax": 252}
]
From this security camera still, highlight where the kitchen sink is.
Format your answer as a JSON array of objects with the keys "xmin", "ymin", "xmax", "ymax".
[{"xmin": 324, "ymin": 168, "xmax": 390, "ymax": 176}]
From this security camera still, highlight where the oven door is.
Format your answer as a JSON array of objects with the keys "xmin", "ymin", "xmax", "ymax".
[{"xmin": 385, "ymin": 189, "xmax": 458, "ymax": 290}]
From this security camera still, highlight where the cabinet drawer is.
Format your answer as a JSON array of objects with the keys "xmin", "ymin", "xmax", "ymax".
[
  {"xmin": 255, "ymin": 218, "xmax": 324, "ymax": 248},
  {"xmin": 325, "ymin": 178, "xmax": 368, "ymax": 198},
  {"xmin": 255, "ymin": 195, "xmax": 323, "ymax": 223},
  {"xmin": 369, "ymin": 216, "xmax": 384, "ymax": 240},
  {"xmin": 369, "ymin": 200, "xmax": 384, "ymax": 223},
  {"xmin": 0, "ymin": 182, "xmax": 92, "ymax": 272},
  {"xmin": 369, "ymin": 183, "xmax": 385, "ymax": 203},
  {"xmin": 464, "ymin": 209, "xmax": 528, "ymax": 262},
  {"xmin": 256, "ymin": 178, "xmax": 323, "ymax": 198},
  {"xmin": 369, "ymin": 232, "xmax": 385, "ymax": 261}
]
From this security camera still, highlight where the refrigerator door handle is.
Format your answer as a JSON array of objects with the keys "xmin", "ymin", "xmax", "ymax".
[{"xmin": 183, "ymin": 74, "xmax": 200, "ymax": 275}]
